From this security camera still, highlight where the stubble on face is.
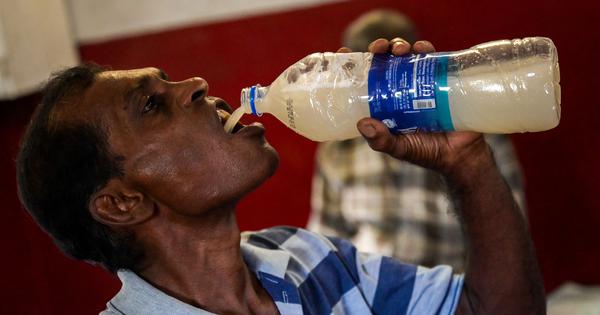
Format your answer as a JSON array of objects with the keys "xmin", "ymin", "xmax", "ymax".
[{"xmin": 78, "ymin": 68, "xmax": 279, "ymax": 216}]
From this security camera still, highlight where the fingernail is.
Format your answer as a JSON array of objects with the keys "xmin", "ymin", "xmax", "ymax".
[
  {"xmin": 392, "ymin": 41, "xmax": 408, "ymax": 53},
  {"xmin": 360, "ymin": 123, "xmax": 376, "ymax": 138},
  {"xmin": 415, "ymin": 40, "xmax": 431, "ymax": 50}
]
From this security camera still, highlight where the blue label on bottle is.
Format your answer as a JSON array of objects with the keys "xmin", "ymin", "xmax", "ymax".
[{"xmin": 368, "ymin": 54, "xmax": 454, "ymax": 133}]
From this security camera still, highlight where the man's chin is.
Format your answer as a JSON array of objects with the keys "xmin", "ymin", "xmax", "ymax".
[
  {"xmin": 255, "ymin": 145, "xmax": 280, "ymax": 183},
  {"xmin": 242, "ymin": 146, "xmax": 279, "ymax": 196},
  {"xmin": 266, "ymin": 150, "xmax": 280, "ymax": 179}
]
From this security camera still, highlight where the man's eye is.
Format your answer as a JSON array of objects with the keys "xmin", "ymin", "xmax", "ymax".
[{"xmin": 142, "ymin": 95, "xmax": 158, "ymax": 113}]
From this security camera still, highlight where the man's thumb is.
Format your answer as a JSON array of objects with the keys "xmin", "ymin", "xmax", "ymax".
[{"xmin": 357, "ymin": 118, "xmax": 403, "ymax": 157}]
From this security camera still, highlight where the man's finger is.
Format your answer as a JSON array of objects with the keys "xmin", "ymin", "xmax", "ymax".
[
  {"xmin": 413, "ymin": 40, "xmax": 436, "ymax": 53},
  {"xmin": 337, "ymin": 47, "xmax": 352, "ymax": 53},
  {"xmin": 390, "ymin": 37, "xmax": 411, "ymax": 56},
  {"xmin": 368, "ymin": 38, "xmax": 390, "ymax": 54},
  {"xmin": 357, "ymin": 118, "xmax": 406, "ymax": 158}
]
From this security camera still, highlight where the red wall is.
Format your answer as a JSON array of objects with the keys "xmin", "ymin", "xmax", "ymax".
[{"xmin": 2, "ymin": 0, "xmax": 599, "ymax": 313}]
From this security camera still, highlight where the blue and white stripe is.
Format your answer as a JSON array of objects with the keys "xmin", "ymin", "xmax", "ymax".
[
  {"xmin": 242, "ymin": 226, "xmax": 463, "ymax": 315},
  {"xmin": 103, "ymin": 226, "xmax": 463, "ymax": 315}
]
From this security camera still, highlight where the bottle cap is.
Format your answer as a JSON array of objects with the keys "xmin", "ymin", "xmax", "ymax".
[{"xmin": 250, "ymin": 85, "xmax": 262, "ymax": 116}]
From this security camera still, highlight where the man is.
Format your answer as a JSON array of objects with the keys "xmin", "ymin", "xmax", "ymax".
[
  {"xmin": 309, "ymin": 10, "xmax": 526, "ymax": 271},
  {"xmin": 17, "ymin": 39, "xmax": 544, "ymax": 314}
]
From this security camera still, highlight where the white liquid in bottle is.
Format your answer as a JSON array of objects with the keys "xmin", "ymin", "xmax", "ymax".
[
  {"xmin": 228, "ymin": 53, "xmax": 373, "ymax": 141},
  {"xmin": 447, "ymin": 56, "xmax": 560, "ymax": 133},
  {"xmin": 225, "ymin": 37, "xmax": 561, "ymax": 142}
]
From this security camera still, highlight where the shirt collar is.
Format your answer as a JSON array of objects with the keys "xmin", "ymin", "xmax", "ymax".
[
  {"xmin": 109, "ymin": 239, "xmax": 297, "ymax": 314},
  {"xmin": 240, "ymin": 240, "xmax": 291, "ymax": 278},
  {"xmin": 112, "ymin": 270, "xmax": 215, "ymax": 315},
  {"xmin": 240, "ymin": 240, "xmax": 303, "ymax": 314}
]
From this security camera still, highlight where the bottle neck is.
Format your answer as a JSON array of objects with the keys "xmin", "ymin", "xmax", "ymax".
[{"xmin": 241, "ymin": 85, "xmax": 270, "ymax": 116}]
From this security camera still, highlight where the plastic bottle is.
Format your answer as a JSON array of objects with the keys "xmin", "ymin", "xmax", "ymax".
[{"xmin": 225, "ymin": 37, "xmax": 561, "ymax": 142}]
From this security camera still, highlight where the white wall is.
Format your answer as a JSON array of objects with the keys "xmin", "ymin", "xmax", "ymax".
[
  {"xmin": 0, "ymin": 0, "xmax": 342, "ymax": 99},
  {"xmin": 66, "ymin": 0, "xmax": 343, "ymax": 44},
  {"xmin": 0, "ymin": 0, "xmax": 78, "ymax": 100}
]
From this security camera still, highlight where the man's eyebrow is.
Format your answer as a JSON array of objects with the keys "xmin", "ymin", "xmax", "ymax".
[
  {"xmin": 123, "ymin": 69, "xmax": 169, "ymax": 110},
  {"xmin": 124, "ymin": 76, "xmax": 152, "ymax": 110}
]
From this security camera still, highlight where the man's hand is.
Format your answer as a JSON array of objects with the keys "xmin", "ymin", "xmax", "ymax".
[
  {"xmin": 341, "ymin": 38, "xmax": 489, "ymax": 180},
  {"xmin": 339, "ymin": 39, "xmax": 546, "ymax": 315}
]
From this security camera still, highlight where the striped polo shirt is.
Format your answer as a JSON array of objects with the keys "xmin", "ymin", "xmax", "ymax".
[{"xmin": 102, "ymin": 226, "xmax": 463, "ymax": 314}]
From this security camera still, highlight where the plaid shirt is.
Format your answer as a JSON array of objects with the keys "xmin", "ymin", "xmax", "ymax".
[
  {"xmin": 102, "ymin": 227, "xmax": 463, "ymax": 315},
  {"xmin": 308, "ymin": 135, "xmax": 525, "ymax": 272}
]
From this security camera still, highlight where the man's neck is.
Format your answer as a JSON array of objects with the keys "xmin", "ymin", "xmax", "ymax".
[{"xmin": 134, "ymin": 208, "xmax": 279, "ymax": 314}]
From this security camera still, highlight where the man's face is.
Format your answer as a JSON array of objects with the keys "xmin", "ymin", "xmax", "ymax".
[{"xmin": 78, "ymin": 67, "xmax": 279, "ymax": 215}]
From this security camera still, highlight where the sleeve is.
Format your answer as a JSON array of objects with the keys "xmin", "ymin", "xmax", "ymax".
[
  {"xmin": 485, "ymin": 134, "xmax": 527, "ymax": 215},
  {"xmin": 307, "ymin": 143, "xmax": 356, "ymax": 239},
  {"xmin": 327, "ymin": 236, "xmax": 463, "ymax": 315}
]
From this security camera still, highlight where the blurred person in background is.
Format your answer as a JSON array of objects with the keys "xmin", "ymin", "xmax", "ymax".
[
  {"xmin": 15, "ymin": 37, "xmax": 544, "ymax": 314},
  {"xmin": 308, "ymin": 9, "xmax": 526, "ymax": 272}
]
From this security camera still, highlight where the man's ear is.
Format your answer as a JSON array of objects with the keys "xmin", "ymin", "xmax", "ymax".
[{"xmin": 89, "ymin": 178, "xmax": 154, "ymax": 227}]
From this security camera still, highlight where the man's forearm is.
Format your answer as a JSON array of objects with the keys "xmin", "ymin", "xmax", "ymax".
[{"xmin": 446, "ymin": 145, "xmax": 545, "ymax": 315}]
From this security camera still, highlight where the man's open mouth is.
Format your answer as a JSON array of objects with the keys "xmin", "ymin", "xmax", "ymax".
[{"xmin": 217, "ymin": 108, "xmax": 245, "ymax": 133}]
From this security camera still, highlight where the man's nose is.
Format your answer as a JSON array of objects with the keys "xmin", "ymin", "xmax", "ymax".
[{"xmin": 172, "ymin": 77, "xmax": 208, "ymax": 108}]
